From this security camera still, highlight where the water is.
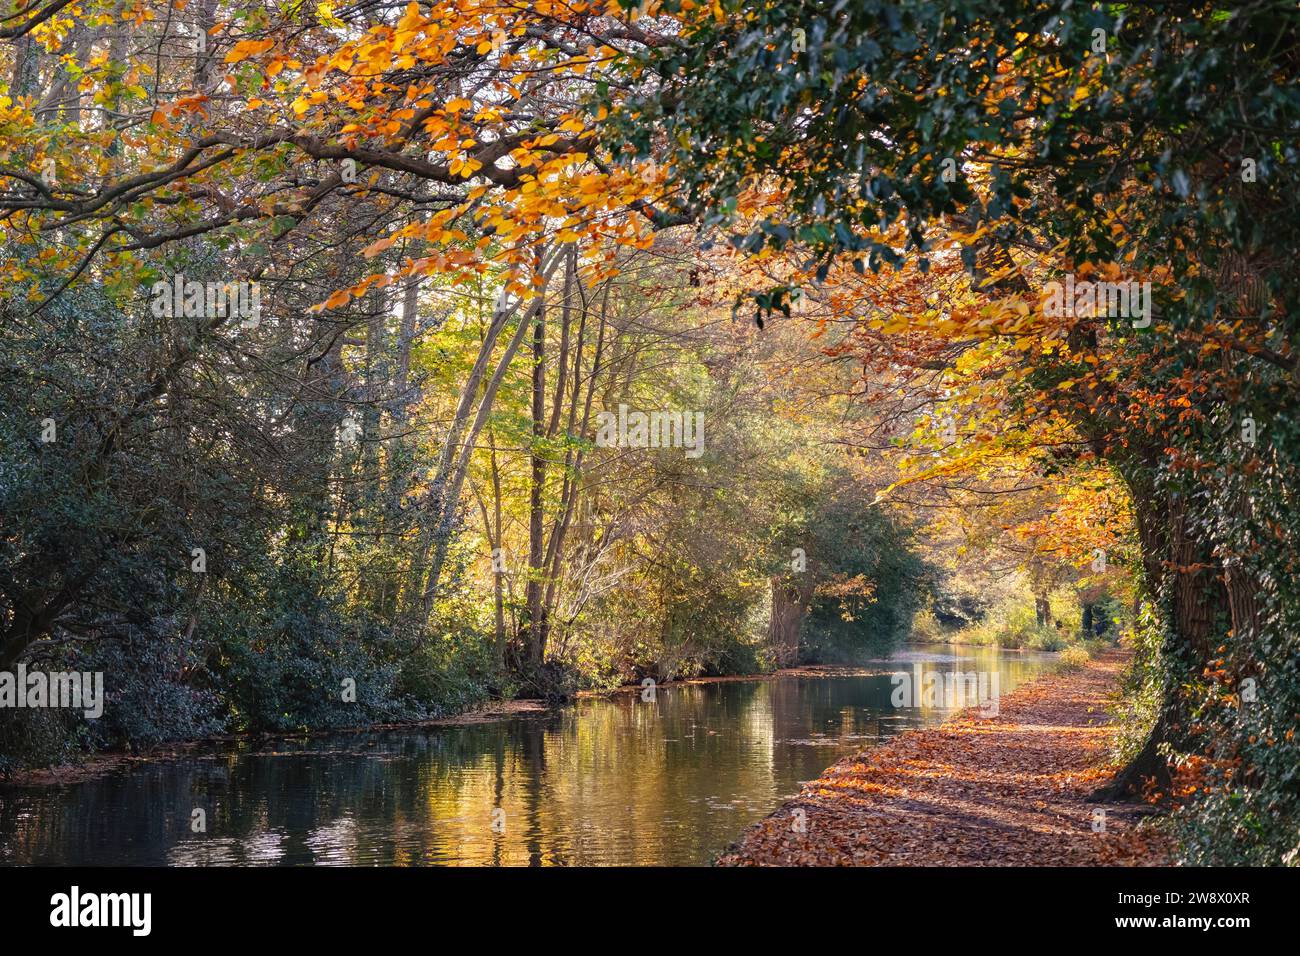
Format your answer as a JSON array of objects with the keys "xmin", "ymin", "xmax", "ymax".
[{"xmin": 0, "ymin": 644, "xmax": 1054, "ymax": 866}]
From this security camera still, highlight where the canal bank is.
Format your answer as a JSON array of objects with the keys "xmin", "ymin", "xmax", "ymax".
[{"xmin": 717, "ymin": 649, "xmax": 1172, "ymax": 866}]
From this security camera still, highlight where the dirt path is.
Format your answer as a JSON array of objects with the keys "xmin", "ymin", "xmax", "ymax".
[{"xmin": 717, "ymin": 649, "xmax": 1172, "ymax": 866}]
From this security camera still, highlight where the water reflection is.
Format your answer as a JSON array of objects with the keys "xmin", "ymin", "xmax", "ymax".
[{"xmin": 0, "ymin": 645, "xmax": 1053, "ymax": 866}]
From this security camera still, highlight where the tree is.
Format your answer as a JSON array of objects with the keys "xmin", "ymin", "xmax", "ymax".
[{"xmin": 614, "ymin": 0, "xmax": 1300, "ymax": 861}]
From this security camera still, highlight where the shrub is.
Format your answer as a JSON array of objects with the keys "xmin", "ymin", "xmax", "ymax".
[
  {"xmin": 1058, "ymin": 645, "xmax": 1092, "ymax": 671},
  {"xmin": 909, "ymin": 606, "xmax": 947, "ymax": 643}
]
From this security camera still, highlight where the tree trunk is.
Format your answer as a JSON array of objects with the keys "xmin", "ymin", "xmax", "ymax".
[
  {"xmin": 408, "ymin": 250, "xmax": 563, "ymax": 616},
  {"xmin": 1092, "ymin": 463, "xmax": 1228, "ymax": 800},
  {"xmin": 769, "ymin": 580, "xmax": 805, "ymax": 667},
  {"xmin": 1034, "ymin": 594, "xmax": 1052, "ymax": 628},
  {"xmin": 525, "ymin": 295, "xmax": 548, "ymax": 668}
]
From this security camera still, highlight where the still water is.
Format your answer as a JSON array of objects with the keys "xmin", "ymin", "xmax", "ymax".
[{"xmin": 0, "ymin": 644, "xmax": 1053, "ymax": 866}]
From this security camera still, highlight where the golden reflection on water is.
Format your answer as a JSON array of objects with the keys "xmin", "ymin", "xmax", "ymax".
[{"xmin": 0, "ymin": 645, "xmax": 1052, "ymax": 866}]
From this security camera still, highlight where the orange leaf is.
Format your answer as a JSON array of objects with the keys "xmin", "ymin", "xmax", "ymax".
[{"xmin": 225, "ymin": 38, "xmax": 275, "ymax": 64}]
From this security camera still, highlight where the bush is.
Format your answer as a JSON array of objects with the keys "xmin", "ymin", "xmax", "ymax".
[
  {"xmin": 1057, "ymin": 645, "xmax": 1092, "ymax": 671},
  {"xmin": 216, "ymin": 590, "xmax": 413, "ymax": 733},
  {"xmin": 77, "ymin": 620, "xmax": 225, "ymax": 749},
  {"xmin": 0, "ymin": 708, "xmax": 83, "ymax": 777},
  {"xmin": 396, "ymin": 623, "xmax": 498, "ymax": 716},
  {"xmin": 909, "ymin": 606, "xmax": 948, "ymax": 643}
]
